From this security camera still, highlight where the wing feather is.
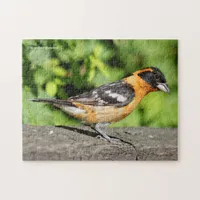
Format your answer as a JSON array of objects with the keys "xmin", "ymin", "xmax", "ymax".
[{"xmin": 67, "ymin": 80, "xmax": 135, "ymax": 107}]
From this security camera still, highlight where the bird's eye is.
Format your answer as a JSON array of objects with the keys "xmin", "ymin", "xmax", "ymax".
[
  {"xmin": 156, "ymin": 74, "xmax": 159, "ymax": 79},
  {"xmin": 154, "ymin": 73, "xmax": 159, "ymax": 80}
]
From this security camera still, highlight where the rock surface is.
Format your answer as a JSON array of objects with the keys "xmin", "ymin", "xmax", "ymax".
[{"xmin": 23, "ymin": 125, "xmax": 178, "ymax": 161}]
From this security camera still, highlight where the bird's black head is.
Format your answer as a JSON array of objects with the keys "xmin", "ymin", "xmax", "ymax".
[{"xmin": 138, "ymin": 67, "xmax": 170, "ymax": 93}]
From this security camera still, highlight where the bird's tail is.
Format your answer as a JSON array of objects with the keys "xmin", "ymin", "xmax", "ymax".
[
  {"xmin": 30, "ymin": 98, "xmax": 85, "ymax": 117},
  {"xmin": 29, "ymin": 98, "xmax": 73, "ymax": 106}
]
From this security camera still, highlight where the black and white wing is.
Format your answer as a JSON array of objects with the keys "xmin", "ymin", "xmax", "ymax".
[{"xmin": 67, "ymin": 80, "xmax": 135, "ymax": 107}]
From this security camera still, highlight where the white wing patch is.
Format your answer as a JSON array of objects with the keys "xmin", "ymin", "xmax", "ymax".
[
  {"xmin": 105, "ymin": 90, "xmax": 111, "ymax": 94},
  {"xmin": 108, "ymin": 93, "xmax": 127, "ymax": 102}
]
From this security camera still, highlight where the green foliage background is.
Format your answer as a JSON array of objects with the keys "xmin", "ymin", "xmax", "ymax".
[{"xmin": 22, "ymin": 40, "xmax": 178, "ymax": 127}]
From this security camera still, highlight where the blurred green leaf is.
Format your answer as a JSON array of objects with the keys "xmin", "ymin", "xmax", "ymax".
[{"xmin": 46, "ymin": 81, "xmax": 57, "ymax": 97}]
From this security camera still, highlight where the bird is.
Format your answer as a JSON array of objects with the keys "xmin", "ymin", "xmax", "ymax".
[{"xmin": 30, "ymin": 67, "xmax": 170, "ymax": 143}]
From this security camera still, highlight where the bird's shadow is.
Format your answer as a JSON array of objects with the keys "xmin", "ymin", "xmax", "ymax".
[
  {"xmin": 55, "ymin": 125, "xmax": 134, "ymax": 146},
  {"xmin": 56, "ymin": 125, "xmax": 98, "ymax": 138}
]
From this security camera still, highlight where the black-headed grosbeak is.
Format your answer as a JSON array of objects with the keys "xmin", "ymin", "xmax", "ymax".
[{"xmin": 31, "ymin": 67, "xmax": 170, "ymax": 143}]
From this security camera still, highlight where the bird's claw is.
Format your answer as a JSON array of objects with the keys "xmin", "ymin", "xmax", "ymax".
[
  {"xmin": 109, "ymin": 138, "xmax": 123, "ymax": 144},
  {"xmin": 96, "ymin": 135, "xmax": 122, "ymax": 144}
]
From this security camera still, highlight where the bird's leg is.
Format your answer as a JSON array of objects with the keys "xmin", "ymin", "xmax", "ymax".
[
  {"xmin": 92, "ymin": 123, "xmax": 122, "ymax": 144},
  {"xmin": 94, "ymin": 123, "xmax": 111, "ymax": 141}
]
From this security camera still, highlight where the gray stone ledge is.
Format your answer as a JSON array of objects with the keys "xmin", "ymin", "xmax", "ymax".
[{"xmin": 23, "ymin": 125, "xmax": 178, "ymax": 161}]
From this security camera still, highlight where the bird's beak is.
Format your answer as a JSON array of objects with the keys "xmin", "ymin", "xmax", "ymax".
[{"xmin": 157, "ymin": 83, "xmax": 170, "ymax": 93}]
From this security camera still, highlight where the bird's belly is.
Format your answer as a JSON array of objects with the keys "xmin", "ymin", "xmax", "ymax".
[
  {"xmin": 92, "ymin": 106, "xmax": 125, "ymax": 123},
  {"xmin": 88, "ymin": 101, "xmax": 138, "ymax": 123}
]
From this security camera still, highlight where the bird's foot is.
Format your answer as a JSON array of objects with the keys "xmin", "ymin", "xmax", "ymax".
[
  {"xmin": 109, "ymin": 138, "xmax": 123, "ymax": 144},
  {"xmin": 96, "ymin": 135, "xmax": 122, "ymax": 144}
]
